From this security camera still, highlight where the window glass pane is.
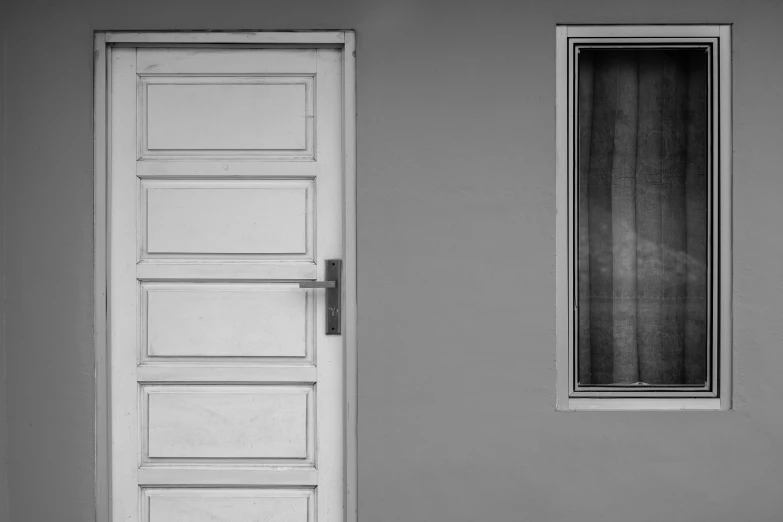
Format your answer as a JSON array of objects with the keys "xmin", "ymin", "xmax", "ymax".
[{"xmin": 577, "ymin": 49, "xmax": 708, "ymax": 386}]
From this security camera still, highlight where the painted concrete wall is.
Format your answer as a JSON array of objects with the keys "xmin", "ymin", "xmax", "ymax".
[
  {"xmin": 0, "ymin": 0, "xmax": 10, "ymax": 519},
  {"xmin": 3, "ymin": 0, "xmax": 783, "ymax": 521}
]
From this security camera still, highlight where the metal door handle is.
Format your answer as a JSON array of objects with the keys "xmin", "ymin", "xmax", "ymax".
[{"xmin": 298, "ymin": 259, "xmax": 341, "ymax": 335}]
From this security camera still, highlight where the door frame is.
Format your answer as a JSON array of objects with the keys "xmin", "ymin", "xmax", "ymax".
[{"xmin": 92, "ymin": 30, "xmax": 357, "ymax": 522}]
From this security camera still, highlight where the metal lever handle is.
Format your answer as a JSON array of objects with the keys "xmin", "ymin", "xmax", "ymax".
[
  {"xmin": 299, "ymin": 259, "xmax": 342, "ymax": 335},
  {"xmin": 298, "ymin": 281, "xmax": 336, "ymax": 289}
]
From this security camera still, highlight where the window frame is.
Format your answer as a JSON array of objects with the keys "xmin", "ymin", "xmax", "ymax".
[{"xmin": 555, "ymin": 25, "xmax": 732, "ymax": 411}]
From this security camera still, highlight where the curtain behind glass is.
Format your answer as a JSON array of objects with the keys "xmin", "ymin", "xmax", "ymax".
[{"xmin": 577, "ymin": 49, "xmax": 708, "ymax": 385}]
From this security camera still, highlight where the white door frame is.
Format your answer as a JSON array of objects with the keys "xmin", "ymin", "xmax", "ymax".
[{"xmin": 92, "ymin": 30, "xmax": 357, "ymax": 522}]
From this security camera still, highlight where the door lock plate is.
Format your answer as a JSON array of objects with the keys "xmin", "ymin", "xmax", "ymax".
[{"xmin": 299, "ymin": 259, "xmax": 341, "ymax": 335}]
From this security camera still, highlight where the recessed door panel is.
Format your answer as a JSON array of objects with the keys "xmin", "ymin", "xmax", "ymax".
[
  {"xmin": 144, "ymin": 488, "xmax": 314, "ymax": 522},
  {"xmin": 141, "ymin": 76, "xmax": 314, "ymax": 158},
  {"xmin": 143, "ymin": 385, "xmax": 313, "ymax": 461},
  {"xmin": 143, "ymin": 282, "xmax": 312, "ymax": 361},
  {"xmin": 141, "ymin": 179, "xmax": 313, "ymax": 259}
]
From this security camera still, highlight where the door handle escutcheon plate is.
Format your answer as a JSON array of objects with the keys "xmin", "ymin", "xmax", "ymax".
[{"xmin": 299, "ymin": 259, "xmax": 341, "ymax": 335}]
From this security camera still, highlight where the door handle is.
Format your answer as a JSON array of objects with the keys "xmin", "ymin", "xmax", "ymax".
[{"xmin": 299, "ymin": 259, "xmax": 341, "ymax": 335}]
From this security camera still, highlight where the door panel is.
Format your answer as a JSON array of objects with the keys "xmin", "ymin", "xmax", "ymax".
[
  {"xmin": 143, "ymin": 385, "xmax": 313, "ymax": 461},
  {"xmin": 143, "ymin": 488, "xmax": 314, "ymax": 522},
  {"xmin": 109, "ymin": 46, "xmax": 344, "ymax": 522},
  {"xmin": 144, "ymin": 79, "xmax": 311, "ymax": 152},
  {"xmin": 141, "ymin": 179, "xmax": 313, "ymax": 258},
  {"xmin": 143, "ymin": 282, "xmax": 312, "ymax": 360}
]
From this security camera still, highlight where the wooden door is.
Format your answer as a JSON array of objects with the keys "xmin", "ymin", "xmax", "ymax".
[{"xmin": 109, "ymin": 46, "xmax": 345, "ymax": 522}]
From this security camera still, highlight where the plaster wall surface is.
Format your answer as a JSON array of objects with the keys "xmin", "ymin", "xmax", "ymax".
[
  {"xmin": 0, "ymin": 1, "xmax": 9, "ymax": 519},
  {"xmin": 3, "ymin": 1, "xmax": 783, "ymax": 521}
]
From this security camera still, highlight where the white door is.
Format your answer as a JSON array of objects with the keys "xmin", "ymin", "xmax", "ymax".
[{"xmin": 109, "ymin": 46, "xmax": 346, "ymax": 522}]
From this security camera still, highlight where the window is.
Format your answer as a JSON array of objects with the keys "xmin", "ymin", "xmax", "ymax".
[{"xmin": 555, "ymin": 25, "xmax": 732, "ymax": 410}]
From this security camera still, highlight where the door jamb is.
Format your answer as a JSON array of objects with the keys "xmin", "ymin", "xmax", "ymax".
[{"xmin": 93, "ymin": 30, "xmax": 357, "ymax": 522}]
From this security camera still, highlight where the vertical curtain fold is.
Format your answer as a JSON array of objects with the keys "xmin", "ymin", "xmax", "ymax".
[
  {"xmin": 578, "ymin": 49, "xmax": 708, "ymax": 385},
  {"xmin": 586, "ymin": 55, "xmax": 617, "ymax": 384},
  {"xmin": 635, "ymin": 52, "xmax": 666, "ymax": 385},
  {"xmin": 577, "ymin": 54, "xmax": 594, "ymax": 384},
  {"xmin": 610, "ymin": 55, "xmax": 640, "ymax": 384},
  {"xmin": 660, "ymin": 55, "xmax": 689, "ymax": 384},
  {"xmin": 685, "ymin": 53, "xmax": 708, "ymax": 384}
]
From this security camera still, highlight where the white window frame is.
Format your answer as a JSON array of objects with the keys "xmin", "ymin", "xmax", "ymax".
[{"xmin": 555, "ymin": 25, "xmax": 732, "ymax": 411}]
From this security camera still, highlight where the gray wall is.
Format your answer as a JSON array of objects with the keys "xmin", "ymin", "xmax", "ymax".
[
  {"xmin": 0, "ymin": 0, "xmax": 9, "ymax": 519},
  {"xmin": 3, "ymin": 1, "xmax": 783, "ymax": 521}
]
